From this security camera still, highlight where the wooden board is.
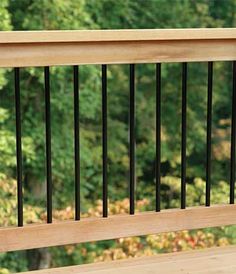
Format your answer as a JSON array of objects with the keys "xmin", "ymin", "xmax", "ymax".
[
  {"xmin": 0, "ymin": 28, "xmax": 236, "ymax": 43},
  {"xmin": 21, "ymin": 245, "xmax": 236, "ymax": 274},
  {"xmin": 1, "ymin": 204, "xmax": 236, "ymax": 252},
  {"xmin": 0, "ymin": 29, "xmax": 235, "ymax": 67},
  {"xmin": 0, "ymin": 39, "xmax": 235, "ymax": 68}
]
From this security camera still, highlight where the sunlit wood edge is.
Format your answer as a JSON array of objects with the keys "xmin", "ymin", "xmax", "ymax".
[{"xmin": 1, "ymin": 204, "xmax": 236, "ymax": 252}]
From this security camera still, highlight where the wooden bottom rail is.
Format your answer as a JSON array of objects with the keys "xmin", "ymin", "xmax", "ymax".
[{"xmin": 1, "ymin": 204, "xmax": 236, "ymax": 252}]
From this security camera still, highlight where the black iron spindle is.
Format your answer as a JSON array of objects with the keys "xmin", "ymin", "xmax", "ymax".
[
  {"xmin": 230, "ymin": 61, "xmax": 236, "ymax": 204},
  {"xmin": 14, "ymin": 68, "xmax": 23, "ymax": 227},
  {"xmin": 156, "ymin": 63, "xmax": 161, "ymax": 212},
  {"xmin": 74, "ymin": 65, "xmax": 80, "ymax": 220},
  {"xmin": 102, "ymin": 64, "xmax": 108, "ymax": 217},
  {"xmin": 129, "ymin": 64, "xmax": 135, "ymax": 215},
  {"xmin": 181, "ymin": 62, "xmax": 187, "ymax": 209},
  {"xmin": 44, "ymin": 66, "xmax": 52, "ymax": 223},
  {"xmin": 206, "ymin": 62, "xmax": 213, "ymax": 206}
]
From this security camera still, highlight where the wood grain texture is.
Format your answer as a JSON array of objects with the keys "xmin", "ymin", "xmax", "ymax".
[
  {"xmin": 0, "ymin": 29, "xmax": 235, "ymax": 67},
  {"xmin": 0, "ymin": 39, "xmax": 235, "ymax": 68},
  {"xmin": 21, "ymin": 245, "xmax": 236, "ymax": 274},
  {"xmin": 1, "ymin": 204, "xmax": 236, "ymax": 252},
  {"xmin": 0, "ymin": 28, "xmax": 236, "ymax": 43}
]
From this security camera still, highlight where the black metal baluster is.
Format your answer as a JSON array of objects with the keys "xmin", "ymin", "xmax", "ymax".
[
  {"xmin": 14, "ymin": 68, "xmax": 23, "ymax": 227},
  {"xmin": 156, "ymin": 63, "xmax": 161, "ymax": 212},
  {"xmin": 74, "ymin": 65, "xmax": 80, "ymax": 220},
  {"xmin": 230, "ymin": 61, "xmax": 236, "ymax": 204},
  {"xmin": 102, "ymin": 64, "xmax": 108, "ymax": 217},
  {"xmin": 181, "ymin": 63, "xmax": 187, "ymax": 209},
  {"xmin": 130, "ymin": 64, "xmax": 135, "ymax": 215},
  {"xmin": 44, "ymin": 66, "xmax": 52, "ymax": 223},
  {"xmin": 206, "ymin": 62, "xmax": 213, "ymax": 206}
]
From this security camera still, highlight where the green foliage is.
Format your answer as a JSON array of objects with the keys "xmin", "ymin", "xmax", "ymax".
[
  {"xmin": 9, "ymin": 0, "xmax": 93, "ymax": 30},
  {"xmin": 0, "ymin": 0, "xmax": 11, "ymax": 30},
  {"xmin": 0, "ymin": 252, "xmax": 27, "ymax": 274}
]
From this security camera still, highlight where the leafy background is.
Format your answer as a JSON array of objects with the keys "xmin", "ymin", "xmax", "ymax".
[{"xmin": 0, "ymin": 0, "xmax": 236, "ymax": 272}]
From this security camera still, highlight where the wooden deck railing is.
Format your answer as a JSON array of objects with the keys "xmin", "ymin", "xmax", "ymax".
[{"xmin": 0, "ymin": 28, "xmax": 236, "ymax": 253}]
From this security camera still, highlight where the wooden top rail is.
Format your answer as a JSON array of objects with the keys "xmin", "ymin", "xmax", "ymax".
[
  {"xmin": 1, "ymin": 28, "xmax": 236, "ymax": 43},
  {"xmin": 0, "ymin": 28, "xmax": 235, "ymax": 67}
]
